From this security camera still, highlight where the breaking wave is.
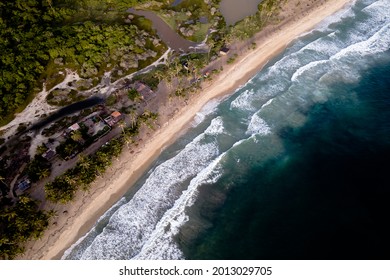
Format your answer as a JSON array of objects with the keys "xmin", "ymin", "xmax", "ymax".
[{"xmin": 64, "ymin": 0, "xmax": 389, "ymax": 260}]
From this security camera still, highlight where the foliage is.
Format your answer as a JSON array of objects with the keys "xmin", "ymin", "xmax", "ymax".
[
  {"xmin": 56, "ymin": 138, "xmax": 83, "ymax": 160},
  {"xmin": 44, "ymin": 110, "xmax": 159, "ymax": 203},
  {"xmin": 26, "ymin": 155, "xmax": 52, "ymax": 182},
  {"xmin": 0, "ymin": 0, "xmax": 164, "ymax": 123},
  {"xmin": 45, "ymin": 138, "xmax": 123, "ymax": 203},
  {"xmin": 0, "ymin": 196, "xmax": 50, "ymax": 260},
  {"xmin": 229, "ymin": 0, "xmax": 281, "ymax": 40},
  {"xmin": 127, "ymin": 88, "xmax": 141, "ymax": 101},
  {"xmin": 133, "ymin": 70, "xmax": 161, "ymax": 90}
]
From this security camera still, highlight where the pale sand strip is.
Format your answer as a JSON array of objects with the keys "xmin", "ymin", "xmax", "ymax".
[{"xmin": 23, "ymin": 0, "xmax": 352, "ymax": 259}]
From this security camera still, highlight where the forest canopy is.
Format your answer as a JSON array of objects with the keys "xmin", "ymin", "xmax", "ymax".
[{"xmin": 0, "ymin": 0, "xmax": 159, "ymax": 123}]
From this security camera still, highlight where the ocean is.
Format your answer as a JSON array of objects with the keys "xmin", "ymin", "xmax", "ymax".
[{"xmin": 63, "ymin": 0, "xmax": 390, "ymax": 260}]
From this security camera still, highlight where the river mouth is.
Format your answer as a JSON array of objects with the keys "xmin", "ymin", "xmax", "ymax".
[{"xmin": 219, "ymin": 0, "xmax": 262, "ymax": 26}]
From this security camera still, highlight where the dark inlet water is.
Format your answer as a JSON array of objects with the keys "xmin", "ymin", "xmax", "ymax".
[
  {"xmin": 30, "ymin": 96, "xmax": 104, "ymax": 131},
  {"xmin": 63, "ymin": 0, "xmax": 390, "ymax": 260}
]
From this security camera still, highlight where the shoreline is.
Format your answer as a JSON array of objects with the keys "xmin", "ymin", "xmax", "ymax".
[{"xmin": 21, "ymin": 0, "xmax": 353, "ymax": 260}]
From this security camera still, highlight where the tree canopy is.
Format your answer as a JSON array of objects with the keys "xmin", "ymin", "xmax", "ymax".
[
  {"xmin": 0, "ymin": 0, "xmax": 161, "ymax": 123},
  {"xmin": 0, "ymin": 196, "xmax": 51, "ymax": 259}
]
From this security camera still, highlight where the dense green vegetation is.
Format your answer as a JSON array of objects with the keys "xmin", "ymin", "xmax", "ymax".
[
  {"xmin": 157, "ymin": 0, "xmax": 223, "ymax": 43},
  {"xmin": 228, "ymin": 0, "xmax": 283, "ymax": 40},
  {"xmin": 0, "ymin": 0, "xmax": 164, "ymax": 124},
  {"xmin": 45, "ymin": 137, "xmax": 124, "ymax": 203},
  {"xmin": 0, "ymin": 196, "xmax": 51, "ymax": 259},
  {"xmin": 26, "ymin": 155, "xmax": 52, "ymax": 182}
]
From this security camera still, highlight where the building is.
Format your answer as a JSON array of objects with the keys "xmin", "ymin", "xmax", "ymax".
[
  {"xmin": 63, "ymin": 122, "xmax": 81, "ymax": 137},
  {"xmin": 134, "ymin": 81, "xmax": 154, "ymax": 100},
  {"xmin": 15, "ymin": 177, "xmax": 31, "ymax": 196},
  {"xmin": 104, "ymin": 111, "xmax": 123, "ymax": 127},
  {"xmin": 42, "ymin": 149, "xmax": 57, "ymax": 161},
  {"xmin": 219, "ymin": 47, "xmax": 230, "ymax": 56},
  {"xmin": 69, "ymin": 123, "xmax": 80, "ymax": 131},
  {"xmin": 81, "ymin": 116, "xmax": 109, "ymax": 137}
]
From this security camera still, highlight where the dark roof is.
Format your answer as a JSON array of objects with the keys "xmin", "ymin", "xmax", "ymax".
[
  {"xmin": 17, "ymin": 179, "xmax": 31, "ymax": 192},
  {"xmin": 42, "ymin": 149, "xmax": 57, "ymax": 160}
]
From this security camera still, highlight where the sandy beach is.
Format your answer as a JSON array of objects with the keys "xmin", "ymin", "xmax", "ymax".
[{"xmin": 21, "ymin": 0, "xmax": 353, "ymax": 260}]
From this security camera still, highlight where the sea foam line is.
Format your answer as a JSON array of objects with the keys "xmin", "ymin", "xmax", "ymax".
[
  {"xmin": 132, "ymin": 154, "xmax": 225, "ymax": 260},
  {"xmin": 70, "ymin": 117, "xmax": 227, "ymax": 259}
]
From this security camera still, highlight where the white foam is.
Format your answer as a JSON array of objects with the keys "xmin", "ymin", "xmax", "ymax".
[
  {"xmin": 332, "ymin": 23, "xmax": 390, "ymax": 60},
  {"xmin": 293, "ymin": 13, "xmax": 390, "ymax": 84},
  {"xmin": 192, "ymin": 98, "xmax": 220, "ymax": 126},
  {"xmin": 301, "ymin": 32, "xmax": 337, "ymax": 53},
  {"xmin": 261, "ymin": 98, "xmax": 274, "ymax": 109},
  {"xmin": 230, "ymin": 89, "xmax": 255, "ymax": 111},
  {"xmin": 65, "ymin": 0, "xmax": 390, "ymax": 260},
  {"xmin": 132, "ymin": 155, "xmax": 224, "ymax": 260},
  {"xmin": 205, "ymin": 116, "xmax": 225, "ymax": 135},
  {"xmin": 312, "ymin": 0, "xmax": 357, "ymax": 32},
  {"xmin": 246, "ymin": 114, "xmax": 271, "ymax": 136},
  {"xmin": 75, "ymin": 123, "xmax": 222, "ymax": 259},
  {"xmin": 291, "ymin": 60, "xmax": 328, "ymax": 82},
  {"xmin": 62, "ymin": 197, "xmax": 127, "ymax": 260},
  {"xmin": 362, "ymin": 0, "xmax": 390, "ymax": 19}
]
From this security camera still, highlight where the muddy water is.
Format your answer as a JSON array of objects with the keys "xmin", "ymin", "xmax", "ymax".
[
  {"xmin": 220, "ymin": 0, "xmax": 262, "ymax": 25},
  {"xmin": 128, "ymin": 8, "xmax": 198, "ymax": 52}
]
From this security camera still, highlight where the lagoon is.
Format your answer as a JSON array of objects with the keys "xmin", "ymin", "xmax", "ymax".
[{"xmin": 219, "ymin": 0, "xmax": 262, "ymax": 25}]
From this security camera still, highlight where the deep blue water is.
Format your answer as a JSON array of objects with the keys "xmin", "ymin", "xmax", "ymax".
[
  {"xmin": 63, "ymin": 0, "xmax": 390, "ymax": 260},
  {"xmin": 186, "ymin": 62, "xmax": 390, "ymax": 259}
]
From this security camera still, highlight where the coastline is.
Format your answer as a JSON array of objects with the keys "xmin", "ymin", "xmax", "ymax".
[{"xmin": 21, "ymin": 0, "xmax": 353, "ymax": 260}]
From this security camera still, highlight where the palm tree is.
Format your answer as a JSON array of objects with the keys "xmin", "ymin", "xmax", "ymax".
[
  {"xmin": 36, "ymin": 145, "xmax": 47, "ymax": 155},
  {"xmin": 154, "ymin": 69, "xmax": 165, "ymax": 85},
  {"xmin": 71, "ymin": 130, "xmax": 83, "ymax": 142},
  {"xmin": 78, "ymin": 154, "xmax": 90, "ymax": 171},
  {"xmin": 121, "ymin": 131, "xmax": 132, "ymax": 149},
  {"xmin": 118, "ymin": 120, "xmax": 127, "ymax": 134},
  {"xmin": 128, "ymin": 108, "xmax": 137, "ymax": 128},
  {"xmin": 2, "ymin": 211, "xmax": 17, "ymax": 222},
  {"xmin": 63, "ymin": 174, "xmax": 76, "ymax": 187},
  {"xmin": 37, "ymin": 168, "xmax": 50, "ymax": 180}
]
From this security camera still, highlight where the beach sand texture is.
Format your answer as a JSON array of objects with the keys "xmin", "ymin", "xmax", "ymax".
[{"xmin": 21, "ymin": 0, "xmax": 353, "ymax": 259}]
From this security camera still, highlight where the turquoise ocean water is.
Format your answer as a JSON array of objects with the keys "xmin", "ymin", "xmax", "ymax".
[{"xmin": 64, "ymin": 0, "xmax": 390, "ymax": 259}]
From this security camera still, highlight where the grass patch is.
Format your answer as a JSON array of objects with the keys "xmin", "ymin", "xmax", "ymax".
[{"xmin": 189, "ymin": 22, "xmax": 211, "ymax": 42}]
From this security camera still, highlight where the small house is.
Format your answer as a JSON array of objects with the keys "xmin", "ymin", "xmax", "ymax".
[
  {"xmin": 63, "ymin": 123, "xmax": 80, "ymax": 137},
  {"xmin": 42, "ymin": 149, "xmax": 57, "ymax": 161},
  {"xmin": 83, "ymin": 118, "xmax": 95, "ymax": 136},
  {"xmin": 69, "ymin": 123, "xmax": 80, "ymax": 131},
  {"xmin": 15, "ymin": 177, "xmax": 31, "ymax": 196},
  {"xmin": 134, "ymin": 81, "xmax": 154, "ymax": 100},
  {"xmin": 219, "ymin": 47, "xmax": 230, "ymax": 56},
  {"xmin": 104, "ymin": 111, "xmax": 122, "ymax": 127}
]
